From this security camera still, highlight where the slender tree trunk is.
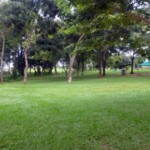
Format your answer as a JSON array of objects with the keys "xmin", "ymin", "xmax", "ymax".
[
  {"xmin": 62, "ymin": 65, "xmax": 67, "ymax": 77},
  {"xmin": 37, "ymin": 65, "xmax": 41, "ymax": 75},
  {"xmin": 67, "ymin": 34, "xmax": 84, "ymax": 83},
  {"xmin": 8, "ymin": 54, "xmax": 11, "ymax": 74},
  {"xmin": 33, "ymin": 67, "xmax": 37, "ymax": 75},
  {"xmin": 76, "ymin": 58, "xmax": 80, "ymax": 77},
  {"xmin": 0, "ymin": 33, "xmax": 5, "ymax": 82},
  {"xmin": 81, "ymin": 53, "xmax": 84, "ymax": 76},
  {"xmin": 68, "ymin": 54, "xmax": 76, "ymax": 83},
  {"xmin": 102, "ymin": 52, "xmax": 106, "ymax": 76},
  {"xmin": 42, "ymin": 62, "xmax": 46, "ymax": 75},
  {"xmin": 54, "ymin": 64, "xmax": 57, "ymax": 75},
  {"xmin": 23, "ymin": 47, "xmax": 28, "ymax": 84},
  {"xmin": 98, "ymin": 50, "xmax": 103, "ymax": 78},
  {"xmin": 12, "ymin": 54, "xmax": 17, "ymax": 79},
  {"xmin": 130, "ymin": 57, "xmax": 134, "ymax": 74},
  {"xmin": 48, "ymin": 67, "xmax": 53, "ymax": 75},
  {"xmin": 41, "ymin": 63, "xmax": 45, "ymax": 75}
]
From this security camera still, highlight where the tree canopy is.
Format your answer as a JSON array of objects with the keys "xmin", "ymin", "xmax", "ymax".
[{"xmin": 0, "ymin": 0, "xmax": 149, "ymax": 82}]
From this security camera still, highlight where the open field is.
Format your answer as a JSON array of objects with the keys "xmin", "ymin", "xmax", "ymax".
[{"xmin": 0, "ymin": 72, "xmax": 150, "ymax": 150}]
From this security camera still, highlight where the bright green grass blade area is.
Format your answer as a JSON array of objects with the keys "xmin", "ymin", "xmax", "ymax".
[{"xmin": 0, "ymin": 75, "xmax": 150, "ymax": 150}]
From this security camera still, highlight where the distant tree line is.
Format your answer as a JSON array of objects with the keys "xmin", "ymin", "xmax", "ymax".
[{"xmin": 0, "ymin": 0, "xmax": 150, "ymax": 83}]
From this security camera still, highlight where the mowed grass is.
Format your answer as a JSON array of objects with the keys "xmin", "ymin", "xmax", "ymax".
[{"xmin": 0, "ymin": 72, "xmax": 150, "ymax": 150}]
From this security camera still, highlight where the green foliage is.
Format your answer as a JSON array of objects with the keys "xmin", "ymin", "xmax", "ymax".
[
  {"xmin": 0, "ymin": 2, "xmax": 14, "ymax": 36},
  {"xmin": 31, "ymin": 50, "xmax": 54, "ymax": 62},
  {"xmin": 10, "ymin": 0, "xmax": 59, "ymax": 19},
  {"xmin": 22, "ymin": 32, "xmax": 37, "ymax": 49},
  {"xmin": 55, "ymin": 0, "xmax": 71, "ymax": 16},
  {"xmin": 107, "ymin": 55, "xmax": 122, "ymax": 69},
  {"xmin": 0, "ymin": 0, "xmax": 149, "ymax": 79},
  {"xmin": 107, "ymin": 54, "xmax": 131, "ymax": 69}
]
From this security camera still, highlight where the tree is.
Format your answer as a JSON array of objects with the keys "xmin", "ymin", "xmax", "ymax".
[
  {"xmin": 67, "ymin": 34, "xmax": 85, "ymax": 83},
  {"xmin": 9, "ymin": 0, "xmax": 59, "ymax": 81},
  {"xmin": 0, "ymin": 2, "xmax": 14, "ymax": 82},
  {"xmin": 22, "ymin": 18, "xmax": 36, "ymax": 83},
  {"xmin": 0, "ymin": 1, "xmax": 37, "ymax": 79},
  {"xmin": 67, "ymin": 1, "xmax": 134, "ymax": 78}
]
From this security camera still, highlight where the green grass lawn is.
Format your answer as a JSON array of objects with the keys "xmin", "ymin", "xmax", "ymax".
[{"xmin": 0, "ymin": 72, "xmax": 150, "ymax": 150}]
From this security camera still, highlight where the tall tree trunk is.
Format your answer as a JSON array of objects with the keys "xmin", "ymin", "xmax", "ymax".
[
  {"xmin": 67, "ymin": 34, "xmax": 84, "ymax": 83},
  {"xmin": 76, "ymin": 59, "xmax": 80, "ymax": 77},
  {"xmin": 81, "ymin": 53, "xmax": 84, "ymax": 76},
  {"xmin": 37, "ymin": 65, "xmax": 41, "ymax": 75},
  {"xmin": 130, "ymin": 57, "xmax": 134, "ymax": 74},
  {"xmin": 8, "ymin": 54, "xmax": 11, "ymax": 74},
  {"xmin": 48, "ymin": 67, "xmax": 53, "ymax": 75},
  {"xmin": 42, "ymin": 62, "xmax": 46, "ymax": 75},
  {"xmin": 0, "ymin": 33, "xmax": 5, "ymax": 82},
  {"xmin": 102, "ymin": 52, "xmax": 106, "ymax": 76},
  {"xmin": 98, "ymin": 50, "xmax": 103, "ymax": 78},
  {"xmin": 54, "ymin": 64, "xmax": 57, "ymax": 75},
  {"xmin": 68, "ymin": 54, "xmax": 76, "ymax": 83},
  {"xmin": 12, "ymin": 54, "xmax": 17, "ymax": 79},
  {"xmin": 33, "ymin": 67, "xmax": 37, "ymax": 75},
  {"xmin": 23, "ymin": 47, "xmax": 28, "ymax": 84},
  {"xmin": 42, "ymin": 67, "xmax": 46, "ymax": 75}
]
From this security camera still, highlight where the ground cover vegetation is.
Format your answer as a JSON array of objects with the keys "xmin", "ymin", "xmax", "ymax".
[
  {"xmin": 0, "ymin": 0, "xmax": 150, "ymax": 149},
  {"xmin": 0, "ymin": 73, "xmax": 150, "ymax": 150}
]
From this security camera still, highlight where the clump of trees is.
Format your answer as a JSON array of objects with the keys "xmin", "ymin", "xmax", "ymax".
[{"xmin": 0, "ymin": 0, "xmax": 149, "ymax": 83}]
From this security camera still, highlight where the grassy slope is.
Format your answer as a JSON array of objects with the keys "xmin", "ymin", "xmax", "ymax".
[{"xmin": 0, "ymin": 73, "xmax": 150, "ymax": 150}]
